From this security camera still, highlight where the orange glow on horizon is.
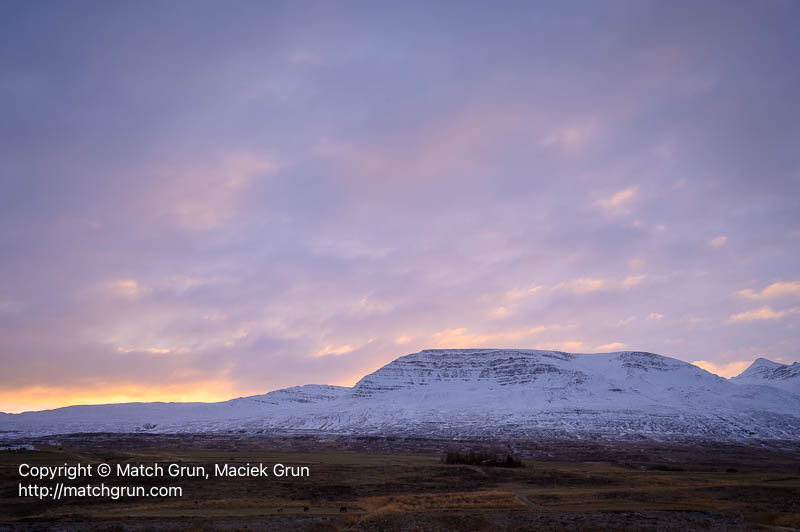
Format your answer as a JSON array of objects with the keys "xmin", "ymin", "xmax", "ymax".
[{"xmin": 0, "ymin": 380, "xmax": 253, "ymax": 414}]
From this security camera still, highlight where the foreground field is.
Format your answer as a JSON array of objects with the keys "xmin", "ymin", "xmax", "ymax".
[{"xmin": 1, "ymin": 435, "xmax": 799, "ymax": 530}]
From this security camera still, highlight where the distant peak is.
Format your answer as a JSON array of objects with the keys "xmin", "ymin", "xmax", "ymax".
[
  {"xmin": 732, "ymin": 357, "xmax": 795, "ymax": 382},
  {"xmin": 754, "ymin": 357, "xmax": 780, "ymax": 365},
  {"xmin": 749, "ymin": 357, "xmax": 785, "ymax": 370}
]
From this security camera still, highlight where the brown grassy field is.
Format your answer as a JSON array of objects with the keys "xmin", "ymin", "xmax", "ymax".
[{"xmin": 1, "ymin": 435, "xmax": 799, "ymax": 530}]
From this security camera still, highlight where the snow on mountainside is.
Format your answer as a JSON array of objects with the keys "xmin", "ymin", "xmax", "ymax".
[
  {"xmin": 233, "ymin": 384, "xmax": 350, "ymax": 405},
  {"xmin": 2, "ymin": 350, "xmax": 800, "ymax": 442},
  {"xmin": 731, "ymin": 357, "xmax": 800, "ymax": 394}
]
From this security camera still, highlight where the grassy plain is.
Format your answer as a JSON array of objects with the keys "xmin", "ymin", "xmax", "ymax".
[{"xmin": 1, "ymin": 435, "xmax": 799, "ymax": 530}]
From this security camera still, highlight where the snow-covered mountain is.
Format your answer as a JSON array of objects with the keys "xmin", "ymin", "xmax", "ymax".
[
  {"xmin": 731, "ymin": 357, "xmax": 800, "ymax": 394},
  {"xmin": 2, "ymin": 349, "xmax": 800, "ymax": 442}
]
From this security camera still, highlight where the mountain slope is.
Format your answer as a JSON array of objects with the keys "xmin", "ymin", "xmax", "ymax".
[
  {"xmin": 2, "ymin": 350, "xmax": 800, "ymax": 441},
  {"xmin": 731, "ymin": 357, "xmax": 800, "ymax": 394}
]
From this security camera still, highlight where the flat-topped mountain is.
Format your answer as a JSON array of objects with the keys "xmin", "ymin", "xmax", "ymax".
[{"xmin": 2, "ymin": 349, "xmax": 799, "ymax": 442}]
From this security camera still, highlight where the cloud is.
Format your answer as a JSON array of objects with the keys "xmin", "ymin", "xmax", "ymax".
[
  {"xmin": 595, "ymin": 342, "xmax": 626, "ymax": 351},
  {"xmin": 430, "ymin": 325, "xmax": 567, "ymax": 349},
  {"xmin": 554, "ymin": 276, "xmax": 646, "ymax": 295},
  {"xmin": 629, "ymin": 258, "xmax": 646, "ymax": 269},
  {"xmin": 727, "ymin": 306, "xmax": 798, "ymax": 323},
  {"xmin": 107, "ymin": 276, "xmax": 231, "ymax": 302},
  {"xmin": 505, "ymin": 285, "xmax": 543, "ymax": 300},
  {"xmin": 163, "ymin": 276, "xmax": 228, "ymax": 294},
  {"xmin": 108, "ymin": 279, "xmax": 144, "ymax": 298},
  {"xmin": 554, "ymin": 278, "xmax": 606, "ymax": 294},
  {"xmin": 536, "ymin": 341, "xmax": 585, "ymax": 352},
  {"xmin": 736, "ymin": 281, "xmax": 800, "ymax": 300},
  {"xmin": 616, "ymin": 316, "xmax": 637, "ymax": 327},
  {"xmin": 155, "ymin": 152, "xmax": 276, "ymax": 230},
  {"xmin": 622, "ymin": 275, "xmax": 646, "ymax": 288},
  {"xmin": 394, "ymin": 336, "xmax": 411, "ymax": 345},
  {"xmin": 350, "ymin": 296, "xmax": 394, "ymax": 316},
  {"xmin": 490, "ymin": 306, "xmax": 509, "ymax": 318},
  {"xmin": 431, "ymin": 328, "xmax": 491, "ymax": 348},
  {"xmin": 681, "ymin": 315, "xmax": 707, "ymax": 326},
  {"xmin": 314, "ymin": 344, "xmax": 355, "ymax": 357},
  {"xmin": 708, "ymin": 235, "xmax": 728, "ymax": 248},
  {"xmin": 691, "ymin": 360, "xmax": 752, "ymax": 378},
  {"xmin": 594, "ymin": 187, "xmax": 637, "ymax": 215},
  {"xmin": 3, "ymin": 1, "xmax": 799, "ymax": 413},
  {"xmin": 648, "ymin": 313, "xmax": 664, "ymax": 320},
  {"xmin": 115, "ymin": 345, "xmax": 189, "ymax": 356},
  {"xmin": 317, "ymin": 106, "xmax": 524, "ymax": 187},
  {"xmin": 539, "ymin": 122, "xmax": 595, "ymax": 153}
]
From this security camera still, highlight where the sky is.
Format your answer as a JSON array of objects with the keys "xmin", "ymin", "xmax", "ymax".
[{"xmin": 1, "ymin": 1, "xmax": 799, "ymax": 413}]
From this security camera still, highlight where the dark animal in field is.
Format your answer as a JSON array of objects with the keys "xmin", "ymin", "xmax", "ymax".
[{"xmin": 339, "ymin": 506, "xmax": 347, "ymax": 512}]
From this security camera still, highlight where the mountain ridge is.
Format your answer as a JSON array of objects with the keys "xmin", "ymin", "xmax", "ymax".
[
  {"xmin": 2, "ymin": 349, "xmax": 799, "ymax": 442},
  {"xmin": 731, "ymin": 357, "xmax": 800, "ymax": 394}
]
